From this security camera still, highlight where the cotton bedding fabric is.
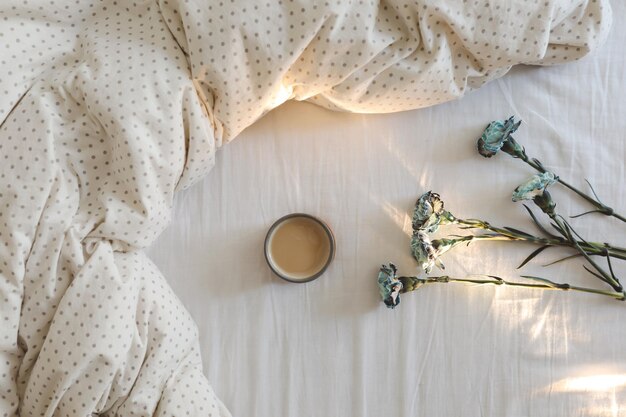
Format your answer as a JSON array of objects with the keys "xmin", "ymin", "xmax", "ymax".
[{"xmin": 0, "ymin": 0, "xmax": 614, "ymax": 416}]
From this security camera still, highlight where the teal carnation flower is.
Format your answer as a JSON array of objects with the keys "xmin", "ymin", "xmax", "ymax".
[
  {"xmin": 512, "ymin": 172, "xmax": 558, "ymax": 202},
  {"xmin": 412, "ymin": 191, "xmax": 446, "ymax": 234},
  {"xmin": 378, "ymin": 263, "xmax": 403, "ymax": 308},
  {"xmin": 477, "ymin": 116, "xmax": 521, "ymax": 158},
  {"xmin": 411, "ymin": 231, "xmax": 445, "ymax": 273}
]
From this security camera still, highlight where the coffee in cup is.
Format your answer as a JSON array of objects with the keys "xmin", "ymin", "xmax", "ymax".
[{"xmin": 264, "ymin": 213, "xmax": 335, "ymax": 282}]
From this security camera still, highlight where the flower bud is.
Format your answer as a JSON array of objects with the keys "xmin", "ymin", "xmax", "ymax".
[
  {"xmin": 533, "ymin": 190, "xmax": 556, "ymax": 216},
  {"xmin": 500, "ymin": 136, "xmax": 526, "ymax": 159}
]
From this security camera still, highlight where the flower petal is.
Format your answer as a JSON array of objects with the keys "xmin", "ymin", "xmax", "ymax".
[
  {"xmin": 512, "ymin": 172, "xmax": 558, "ymax": 202},
  {"xmin": 411, "ymin": 231, "xmax": 441, "ymax": 273}
]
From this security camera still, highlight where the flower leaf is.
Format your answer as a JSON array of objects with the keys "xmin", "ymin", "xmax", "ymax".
[
  {"xmin": 570, "ymin": 209, "xmax": 603, "ymax": 219},
  {"xmin": 605, "ymin": 253, "xmax": 619, "ymax": 285},
  {"xmin": 520, "ymin": 275, "xmax": 557, "ymax": 287},
  {"xmin": 517, "ymin": 245, "xmax": 551, "ymax": 269},
  {"xmin": 523, "ymin": 204, "xmax": 560, "ymax": 239},
  {"xmin": 585, "ymin": 179, "xmax": 603, "ymax": 203},
  {"xmin": 560, "ymin": 216, "xmax": 592, "ymax": 247},
  {"xmin": 583, "ymin": 265, "xmax": 608, "ymax": 282},
  {"xmin": 542, "ymin": 253, "xmax": 584, "ymax": 267},
  {"xmin": 550, "ymin": 222, "xmax": 569, "ymax": 239},
  {"xmin": 520, "ymin": 275, "xmax": 570, "ymax": 290}
]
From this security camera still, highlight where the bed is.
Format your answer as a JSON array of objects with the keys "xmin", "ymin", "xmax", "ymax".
[
  {"xmin": 147, "ymin": 2, "xmax": 626, "ymax": 417},
  {"xmin": 1, "ymin": 0, "xmax": 624, "ymax": 415}
]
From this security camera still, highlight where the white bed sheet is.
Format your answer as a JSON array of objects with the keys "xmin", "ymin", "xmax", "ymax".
[{"xmin": 147, "ymin": 2, "xmax": 626, "ymax": 416}]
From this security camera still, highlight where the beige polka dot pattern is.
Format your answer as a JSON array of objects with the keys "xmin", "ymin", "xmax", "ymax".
[{"xmin": 0, "ymin": 0, "xmax": 611, "ymax": 415}]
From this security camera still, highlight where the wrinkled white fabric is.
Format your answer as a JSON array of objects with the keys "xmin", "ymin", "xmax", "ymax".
[{"xmin": 0, "ymin": 0, "xmax": 611, "ymax": 415}]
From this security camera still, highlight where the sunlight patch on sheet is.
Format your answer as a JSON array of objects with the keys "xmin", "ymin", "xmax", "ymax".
[
  {"xmin": 545, "ymin": 374, "xmax": 626, "ymax": 417},
  {"xmin": 381, "ymin": 201, "xmax": 413, "ymax": 237},
  {"xmin": 491, "ymin": 295, "xmax": 571, "ymax": 356},
  {"xmin": 550, "ymin": 374, "xmax": 626, "ymax": 393},
  {"xmin": 384, "ymin": 135, "xmax": 429, "ymax": 185}
]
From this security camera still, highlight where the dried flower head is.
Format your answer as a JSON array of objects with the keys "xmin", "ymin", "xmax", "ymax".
[
  {"xmin": 512, "ymin": 172, "xmax": 558, "ymax": 202},
  {"xmin": 477, "ymin": 116, "xmax": 521, "ymax": 158},
  {"xmin": 412, "ymin": 191, "xmax": 446, "ymax": 234},
  {"xmin": 377, "ymin": 263, "xmax": 403, "ymax": 308},
  {"xmin": 411, "ymin": 231, "xmax": 445, "ymax": 273}
]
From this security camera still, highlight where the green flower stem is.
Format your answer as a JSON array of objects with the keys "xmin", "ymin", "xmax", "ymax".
[
  {"xmin": 584, "ymin": 242, "xmax": 626, "ymax": 259},
  {"xmin": 433, "ymin": 234, "xmax": 528, "ymax": 261},
  {"xmin": 519, "ymin": 154, "xmax": 626, "ymax": 223},
  {"xmin": 452, "ymin": 218, "xmax": 626, "ymax": 261},
  {"xmin": 612, "ymin": 212, "xmax": 626, "ymax": 223},
  {"xmin": 450, "ymin": 234, "xmax": 626, "ymax": 262},
  {"xmin": 455, "ymin": 219, "xmax": 559, "ymax": 244},
  {"xmin": 398, "ymin": 275, "xmax": 626, "ymax": 301}
]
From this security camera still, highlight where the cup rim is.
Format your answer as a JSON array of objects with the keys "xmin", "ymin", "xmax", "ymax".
[{"xmin": 264, "ymin": 213, "xmax": 335, "ymax": 283}]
